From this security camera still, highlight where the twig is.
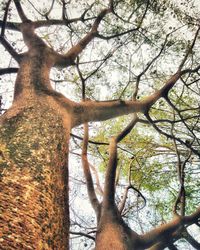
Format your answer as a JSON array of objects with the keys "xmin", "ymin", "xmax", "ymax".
[{"xmin": 1, "ymin": 0, "xmax": 12, "ymax": 37}]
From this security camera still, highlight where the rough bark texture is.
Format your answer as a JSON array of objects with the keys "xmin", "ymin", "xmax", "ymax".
[{"xmin": 0, "ymin": 102, "xmax": 70, "ymax": 249}]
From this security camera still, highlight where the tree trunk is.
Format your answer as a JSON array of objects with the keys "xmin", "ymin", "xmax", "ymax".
[
  {"xmin": 0, "ymin": 101, "xmax": 70, "ymax": 249},
  {"xmin": 95, "ymin": 208, "xmax": 141, "ymax": 250}
]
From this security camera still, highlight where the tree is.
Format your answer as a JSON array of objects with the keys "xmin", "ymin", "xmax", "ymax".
[{"xmin": 0, "ymin": 0, "xmax": 200, "ymax": 249}]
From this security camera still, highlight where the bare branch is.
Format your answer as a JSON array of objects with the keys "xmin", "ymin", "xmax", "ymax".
[
  {"xmin": 1, "ymin": 0, "xmax": 12, "ymax": 37},
  {"xmin": 0, "ymin": 67, "xmax": 18, "ymax": 75},
  {"xmin": 171, "ymin": 115, "xmax": 186, "ymax": 216},
  {"xmin": 179, "ymin": 25, "xmax": 200, "ymax": 70},
  {"xmin": 102, "ymin": 137, "xmax": 118, "ymax": 209},
  {"xmin": 118, "ymin": 160, "xmax": 134, "ymax": 214},
  {"xmin": 118, "ymin": 159, "xmax": 146, "ymax": 214},
  {"xmin": 81, "ymin": 123, "xmax": 100, "ymax": 216},
  {"xmin": 116, "ymin": 114, "xmax": 139, "ymax": 142},
  {"xmin": 33, "ymin": 17, "xmax": 95, "ymax": 29},
  {"xmin": 53, "ymin": 60, "xmax": 199, "ymax": 131},
  {"xmin": 173, "ymin": 139, "xmax": 192, "ymax": 216},
  {"xmin": 144, "ymin": 112, "xmax": 200, "ymax": 158},
  {"xmin": 119, "ymin": 184, "xmax": 146, "ymax": 214},
  {"xmin": 166, "ymin": 96, "xmax": 200, "ymax": 145},
  {"xmin": 140, "ymin": 206, "xmax": 200, "ymax": 249},
  {"xmin": 148, "ymin": 230, "xmax": 181, "ymax": 250},
  {"xmin": 97, "ymin": 0, "xmax": 149, "ymax": 40},
  {"xmin": 183, "ymin": 228, "xmax": 200, "ymax": 249},
  {"xmin": 72, "ymin": 99, "xmax": 141, "ymax": 126},
  {"xmin": 71, "ymin": 70, "xmax": 181, "ymax": 126},
  {"xmin": 118, "ymin": 186, "xmax": 129, "ymax": 214},
  {"xmin": 96, "ymin": 27, "xmax": 139, "ymax": 40},
  {"xmin": 79, "ymin": 57, "xmax": 101, "ymax": 216},
  {"xmin": 0, "ymin": 20, "xmax": 20, "ymax": 31},
  {"xmin": 13, "ymin": 0, "xmax": 30, "ymax": 22},
  {"xmin": 103, "ymin": 115, "xmax": 139, "ymax": 209},
  {"xmin": 55, "ymin": 5, "xmax": 112, "ymax": 66},
  {"xmin": 0, "ymin": 11, "xmax": 95, "ymax": 31},
  {"xmin": 74, "ymin": 39, "xmax": 200, "ymax": 124},
  {"xmin": 132, "ymin": 34, "xmax": 169, "ymax": 100},
  {"xmin": 89, "ymin": 163, "xmax": 104, "ymax": 196},
  {"xmin": 70, "ymin": 133, "xmax": 134, "ymax": 156},
  {"xmin": 76, "ymin": 57, "xmax": 86, "ymax": 99},
  {"xmin": 43, "ymin": 0, "xmax": 55, "ymax": 18},
  {"xmin": 70, "ymin": 231, "xmax": 95, "ymax": 241}
]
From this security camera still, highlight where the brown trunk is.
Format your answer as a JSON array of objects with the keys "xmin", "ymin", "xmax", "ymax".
[
  {"xmin": 95, "ymin": 208, "xmax": 141, "ymax": 250},
  {"xmin": 96, "ymin": 223, "xmax": 131, "ymax": 250},
  {"xmin": 0, "ymin": 99, "xmax": 70, "ymax": 249}
]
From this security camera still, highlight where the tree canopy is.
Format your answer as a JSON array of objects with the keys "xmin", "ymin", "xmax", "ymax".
[{"xmin": 0, "ymin": 0, "xmax": 200, "ymax": 249}]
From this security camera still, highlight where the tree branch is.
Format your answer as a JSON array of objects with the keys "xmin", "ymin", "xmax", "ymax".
[
  {"xmin": 118, "ymin": 184, "xmax": 146, "ymax": 214},
  {"xmin": 0, "ymin": 20, "xmax": 20, "ymax": 31},
  {"xmin": 116, "ymin": 114, "xmax": 139, "ymax": 142},
  {"xmin": 103, "ymin": 115, "xmax": 138, "ymax": 209},
  {"xmin": 81, "ymin": 123, "xmax": 100, "ymax": 216},
  {"xmin": 70, "ymin": 133, "xmax": 134, "ymax": 156},
  {"xmin": 0, "ymin": 67, "xmax": 18, "ymax": 75},
  {"xmin": 1, "ymin": 0, "xmax": 12, "ymax": 37},
  {"xmin": 96, "ymin": 27, "xmax": 139, "ymax": 40},
  {"xmin": 13, "ymin": 0, "xmax": 30, "ymax": 22},
  {"xmin": 42, "ymin": 0, "xmax": 55, "ymax": 18},
  {"xmin": 55, "ymin": 5, "xmax": 112, "ymax": 66},
  {"xmin": 132, "ymin": 34, "xmax": 169, "ymax": 100},
  {"xmin": 118, "ymin": 186, "xmax": 129, "ymax": 214},
  {"xmin": 147, "ymin": 229, "xmax": 181, "ymax": 250},
  {"xmin": 89, "ymin": 163, "xmax": 104, "ymax": 196},
  {"xmin": 71, "ymin": 27, "xmax": 200, "ymax": 125},
  {"xmin": 179, "ymin": 25, "xmax": 200, "ymax": 70},
  {"xmin": 102, "ymin": 136, "xmax": 118, "ymax": 208},
  {"xmin": 50, "ymin": 61, "xmax": 198, "ymax": 133},
  {"xmin": 183, "ymin": 228, "xmax": 200, "ymax": 249},
  {"xmin": 96, "ymin": 0, "xmax": 149, "ymax": 40},
  {"xmin": 70, "ymin": 230, "xmax": 95, "ymax": 241},
  {"xmin": 0, "ymin": 18, "xmax": 95, "ymax": 32},
  {"xmin": 140, "ymin": 206, "xmax": 200, "ymax": 248},
  {"xmin": 72, "ymin": 70, "xmax": 181, "ymax": 126},
  {"xmin": 144, "ymin": 112, "xmax": 200, "ymax": 158}
]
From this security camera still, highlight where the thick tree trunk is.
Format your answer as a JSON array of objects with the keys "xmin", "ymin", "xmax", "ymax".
[
  {"xmin": 96, "ymin": 223, "xmax": 135, "ymax": 250},
  {"xmin": 0, "ymin": 101, "xmax": 70, "ymax": 249}
]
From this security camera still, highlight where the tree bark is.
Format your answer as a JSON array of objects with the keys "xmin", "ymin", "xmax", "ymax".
[
  {"xmin": 0, "ymin": 101, "xmax": 70, "ymax": 249},
  {"xmin": 95, "ymin": 207, "xmax": 141, "ymax": 250}
]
